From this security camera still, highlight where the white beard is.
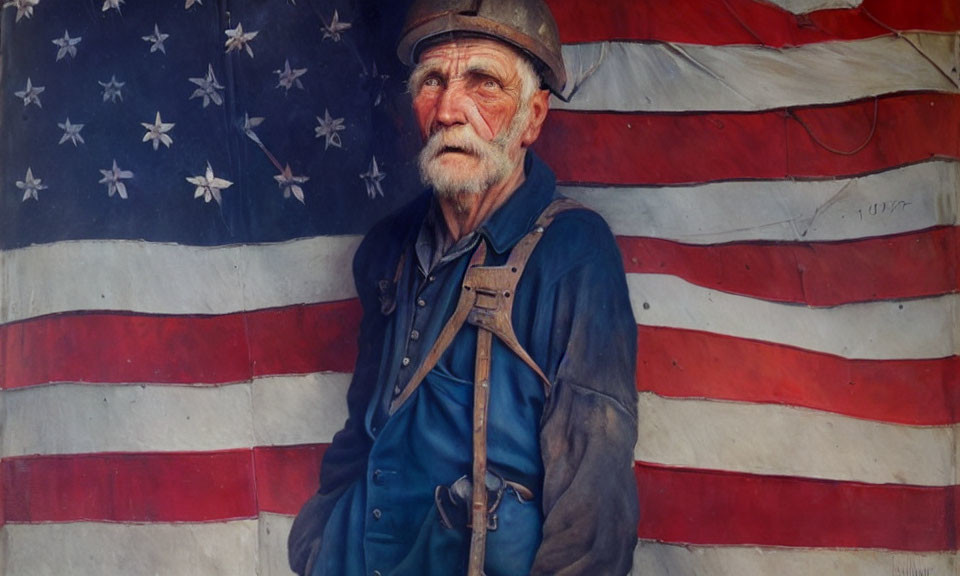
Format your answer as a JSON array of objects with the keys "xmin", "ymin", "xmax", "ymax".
[{"xmin": 418, "ymin": 100, "xmax": 531, "ymax": 198}]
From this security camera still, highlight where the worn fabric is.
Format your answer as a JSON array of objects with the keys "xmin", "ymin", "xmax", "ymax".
[{"xmin": 289, "ymin": 151, "xmax": 638, "ymax": 576}]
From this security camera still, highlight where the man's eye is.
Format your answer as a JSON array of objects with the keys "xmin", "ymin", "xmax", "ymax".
[
  {"xmin": 423, "ymin": 77, "xmax": 441, "ymax": 88},
  {"xmin": 481, "ymin": 79, "xmax": 499, "ymax": 90}
]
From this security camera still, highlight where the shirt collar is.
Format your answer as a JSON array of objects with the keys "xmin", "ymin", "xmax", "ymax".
[{"xmin": 477, "ymin": 150, "xmax": 557, "ymax": 255}]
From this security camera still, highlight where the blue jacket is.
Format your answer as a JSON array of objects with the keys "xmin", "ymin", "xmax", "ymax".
[{"xmin": 289, "ymin": 152, "xmax": 639, "ymax": 576}]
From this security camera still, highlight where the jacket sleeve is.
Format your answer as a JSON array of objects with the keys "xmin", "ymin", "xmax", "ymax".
[
  {"xmin": 528, "ymin": 219, "xmax": 639, "ymax": 576},
  {"xmin": 287, "ymin": 235, "xmax": 386, "ymax": 575}
]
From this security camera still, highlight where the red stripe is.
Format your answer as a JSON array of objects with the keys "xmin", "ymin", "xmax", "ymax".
[
  {"xmin": 535, "ymin": 94, "xmax": 960, "ymax": 185},
  {"xmin": 619, "ymin": 227, "xmax": 960, "ymax": 306},
  {"xmin": 254, "ymin": 444, "xmax": 328, "ymax": 515},
  {"xmin": 7, "ymin": 447, "xmax": 955, "ymax": 551},
  {"xmin": 547, "ymin": 0, "xmax": 960, "ymax": 46},
  {"xmin": 1, "ymin": 451, "xmax": 257, "ymax": 523},
  {"xmin": 636, "ymin": 461, "xmax": 958, "ymax": 550},
  {"xmin": 638, "ymin": 325, "xmax": 959, "ymax": 425},
  {"xmin": 1, "ymin": 300, "xmax": 361, "ymax": 390}
]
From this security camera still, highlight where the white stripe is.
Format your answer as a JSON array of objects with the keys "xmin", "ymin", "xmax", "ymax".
[
  {"xmin": 555, "ymin": 34, "xmax": 959, "ymax": 112},
  {"xmin": 562, "ymin": 160, "xmax": 959, "ymax": 244},
  {"xmin": 628, "ymin": 274, "xmax": 959, "ymax": 360},
  {"xmin": 2, "ymin": 382, "xmax": 256, "ymax": 457},
  {"xmin": 636, "ymin": 393, "xmax": 956, "ymax": 486},
  {"xmin": 2, "ymin": 521, "xmax": 259, "ymax": 576},
  {"xmin": 8, "ymin": 377, "xmax": 954, "ymax": 487},
  {"xmin": 229, "ymin": 516, "xmax": 960, "ymax": 576},
  {"xmin": 632, "ymin": 541, "xmax": 958, "ymax": 576},
  {"xmin": 1, "ymin": 375, "xmax": 352, "ymax": 457},
  {"xmin": 0, "ymin": 235, "xmax": 361, "ymax": 324}
]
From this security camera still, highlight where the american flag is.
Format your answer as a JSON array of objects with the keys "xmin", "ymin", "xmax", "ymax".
[{"xmin": 1, "ymin": 0, "xmax": 958, "ymax": 574}]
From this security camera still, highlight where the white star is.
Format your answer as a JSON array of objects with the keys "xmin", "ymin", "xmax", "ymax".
[
  {"xmin": 16, "ymin": 167, "xmax": 47, "ymax": 202},
  {"xmin": 274, "ymin": 59, "xmax": 307, "ymax": 94},
  {"xmin": 58, "ymin": 118, "xmax": 85, "ymax": 146},
  {"xmin": 314, "ymin": 109, "xmax": 345, "ymax": 150},
  {"xmin": 187, "ymin": 162, "xmax": 233, "ymax": 205},
  {"xmin": 3, "ymin": 0, "xmax": 39, "ymax": 23},
  {"xmin": 15, "ymin": 78, "xmax": 44, "ymax": 108},
  {"xmin": 98, "ymin": 159, "xmax": 134, "ymax": 199},
  {"xmin": 360, "ymin": 156, "xmax": 386, "ymax": 199},
  {"xmin": 224, "ymin": 22, "xmax": 258, "ymax": 58},
  {"xmin": 101, "ymin": 0, "xmax": 122, "ymax": 13},
  {"xmin": 141, "ymin": 111, "xmax": 175, "ymax": 150},
  {"xmin": 189, "ymin": 64, "xmax": 225, "ymax": 107},
  {"xmin": 99, "ymin": 75, "xmax": 124, "ymax": 103},
  {"xmin": 142, "ymin": 24, "xmax": 169, "ymax": 54},
  {"xmin": 52, "ymin": 30, "xmax": 82, "ymax": 61},
  {"xmin": 322, "ymin": 10, "xmax": 351, "ymax": 42},
  {"xmin": 275, "ymin": 164, "xmax": 309, "ymax": 204},
  {"xmin": 184, "ymin": 0, "xmax": 201, "ymax": 8}
]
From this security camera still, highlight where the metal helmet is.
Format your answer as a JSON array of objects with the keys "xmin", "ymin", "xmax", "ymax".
[{"xmin": 397, "ymin": 0, "xmax": 567, "ymax": 95}]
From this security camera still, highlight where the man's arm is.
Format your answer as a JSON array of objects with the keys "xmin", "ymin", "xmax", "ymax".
[{"xmin": 529, "ymin": 216, "xmax": 639, "ymax": 576}]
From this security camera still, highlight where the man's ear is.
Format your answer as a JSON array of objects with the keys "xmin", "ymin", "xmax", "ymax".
[{"xmin": 520, "ymin": 89, "xmax": 551, "ymax": 147}]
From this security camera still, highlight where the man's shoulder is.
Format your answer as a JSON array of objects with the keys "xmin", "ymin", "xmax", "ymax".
[{"xmin": 535, "ymin": 198, "xmax": 621, "ymax": 267}]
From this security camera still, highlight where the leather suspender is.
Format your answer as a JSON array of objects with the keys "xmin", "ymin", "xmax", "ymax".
[{"xmin": 387, "ymin": 197, "xmax": 583, "ymax": 576}]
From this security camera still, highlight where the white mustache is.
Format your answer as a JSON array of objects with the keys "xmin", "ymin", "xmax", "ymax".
[{"xmin": 422, "ymin": 126, "xmax": 501, "ymax": 161}]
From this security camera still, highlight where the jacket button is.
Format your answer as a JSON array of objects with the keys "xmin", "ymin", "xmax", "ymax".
[
  {"xmin": 401, "ymin": 356, "xmax": 411, "ymax": 367},
  {"xmin": 373, "ymin": 571, "xmax": 383, "ymax": 576},
  {"xmin": 372, "ymin": 508, "xmax": 382, "ymax": 520},
  {"xmin": 410, "ymin": 329, "xmax": 420, "ymax": 341},
  {"xmin": 417, "ymin": 298, "xmax": 426, "ymax": 307},
  {"xmin": 373, "ymin": 469, "xmax": 384, "ymax": 485}
]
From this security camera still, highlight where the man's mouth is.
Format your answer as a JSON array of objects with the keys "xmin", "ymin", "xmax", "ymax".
[{"xmin": 438, "ymin": 145, "xmax": 472, "ymax": 156}]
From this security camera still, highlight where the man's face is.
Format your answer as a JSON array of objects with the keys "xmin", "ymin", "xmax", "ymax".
[{"xmin": 410, "ymin": 37, "xmax": 545, "ymax": 197}]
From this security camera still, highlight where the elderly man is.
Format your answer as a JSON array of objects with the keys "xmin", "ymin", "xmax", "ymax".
[{"xmin": 289, "ymin": 1, "xmax": 638, "ymax": 575}]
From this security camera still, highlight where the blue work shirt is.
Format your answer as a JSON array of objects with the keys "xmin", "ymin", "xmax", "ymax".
[{"xmin": 289, "ymin": 151, "xmax": 639, "ymax": 576}]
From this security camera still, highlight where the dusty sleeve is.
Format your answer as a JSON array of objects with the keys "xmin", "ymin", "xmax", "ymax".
[{"xmin": 529, "ymin": 228, "xmax": 639, "ymax": 576}]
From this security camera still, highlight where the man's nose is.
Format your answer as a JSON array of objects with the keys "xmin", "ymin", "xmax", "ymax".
[{"xmin": 434, "ymin": 82, "xmax": 470, "ymax": 128}]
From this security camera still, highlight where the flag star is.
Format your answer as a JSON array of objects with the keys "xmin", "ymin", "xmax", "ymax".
[
  {"xmin": 58, "ymin": 118, "xmax": 85, "ymax": 146},
  {"xmin": 314, "ymin": 109, "xmax": 345, "ymax": 150},
  {"xmin": 322, "ymin": 10, "xmax": 351, "ymax": 42},
  {"xmin": 184, "ymin": 0, "xmax": 201, "ymax": 8},
  {"xmin": 3, "ymin": 0, "xmax": 39, "ymax": 23},
  {"xmin": 16, "ymin": 167, "xmax": 47, "ymax": 202},
  {"xmin": 99, "ymin": 75, "xmax": 124, "ymax": 103},
  {"xmin": 52, "ymin": 30, "xmax": 82, "ymax": 61},
  {"xmin": 101, "ymin": 0, "xmax": 123, "ymax": 13},
  {"xmin": 142, "ymin": 24, "xmax": 169, "ymax": 54},
  {"xmin": 360, "ymin": 156, "xmax": 385, "ymax": 199},
  {"xmin": 187, "ymin": 162, "xmax": 232, "ymax": 205},
  {"xmin": 98, "ymin": 159, "xmax": 134, "ymax": 199},
  {"xmin": 275, "ymin": 164, "xmax": 309, "ymax": 204},
  {"xmin": 224, "ymin": 22, "xmax": 258, "ymax": 58},
  {"xmin": 15, "ymin": 78, "xmax": 44, "ymax": 108},
  {"xmin": 274, "ymin": 59, "xmax": 307, "ymax": 94},
  {"xmin": 189, "ymin": 64, "xmax": 225, "ymax": 107},
  {"xmin": 362, "ymin": 61, "xmax": 389, "ymax": 107},
  {"xmin": 141, "ymin": 111, "xmax": 175, "ymax": 150}
]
